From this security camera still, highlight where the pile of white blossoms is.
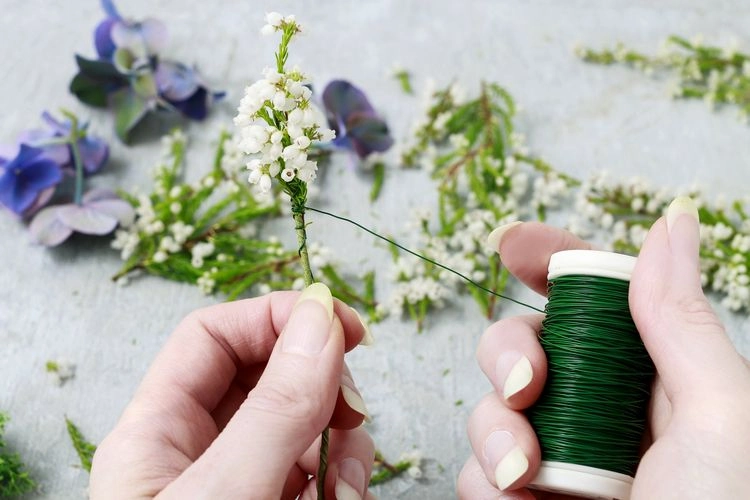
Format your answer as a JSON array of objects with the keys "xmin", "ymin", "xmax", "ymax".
[{"xmin": 233, "ymin": 13, "xmax": 335, "ymax": 193}]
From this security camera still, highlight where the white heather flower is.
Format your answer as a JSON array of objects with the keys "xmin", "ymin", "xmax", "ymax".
[
  {"xmin": 153, "ymin": 250, "xmax": 168, "ymax": 263},
  {"xmin": 197, "ymin": 273, "xmax": 216, "ymax": 294},
  {"xmin": 258, "ymin": 283, "xmax": 272, "ymax": 295},
  {"xmin": 170, "ymin": 202, "xmax": 181, "ymax": 214},
  {"xmin": 281, "ymin": 168, "xmax": 295, "ymax": 182},
  {"xmin": 265, "ymin": 12, "xmax": 283, "ymax": 27}
]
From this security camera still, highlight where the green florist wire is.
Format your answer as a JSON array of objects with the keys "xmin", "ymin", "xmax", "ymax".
[
  {"xmin": 234, "ymin": 12, "xmax": 338, "ymax": 499},
  {"xmin": 578, "ymin": 35, "xmax": 750, "ymax": 123}
]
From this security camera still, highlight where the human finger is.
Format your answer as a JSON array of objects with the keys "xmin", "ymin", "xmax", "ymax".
[
  {"xmin": 630, "ymin": 197, "xmax": 750, "ymax": 400},
  {"xmin": 476, "ymin": 314, "xmax": 546, "ymax": 410},
  {"xmin": 487, "ymin": 222, "xmax": 593, "ymax": 296},
  {"xmin": 157, "ymin": 283, "xmax": 345, "ymax": 498},
  {"xmin": 467, "ymin": 393, "xmax": 541, "ymax": 492},
  {"xmin": 458, "ymin": 455, "xmax": 536, "ymax": 499}
]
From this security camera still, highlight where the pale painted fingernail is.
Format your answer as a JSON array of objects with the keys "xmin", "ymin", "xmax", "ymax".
[
  {"xmin": 350, "ymin": 307, "xmax": 374, "ymax": 346},
  {"xmin": 497, "ymin": 353, "xmax": 533, "ymax": 400},
  {"xmin": 341, "ymin": 372, "xmax": 371, "ymax": 421},
  {"xmin": 281, "ymin": 283, "xmax": 333, "ymax": 355},
  {"xmin": 484, "ymin": 430, "xmax": 528, "ymax": 490},
  {"xmin": 336, "ymin": 457, "xmax": 365, "ymax": 500},
  {"xmin": 666, "ymin": 196, "xmax": 698, "ymax": 235},
  {"xmin": 486, "ymin": 221, "xmax": 522, "ymax": 253}
]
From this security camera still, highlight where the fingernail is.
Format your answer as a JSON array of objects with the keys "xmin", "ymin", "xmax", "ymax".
[
  {"xmin": 336, "ymin": 457, "xmax": 365, "ymax": 500},
  {"xmin": 666, "ymin": 196, "xmax": 699, "ymax": 235},
  {"xmin": 350, "ymin": 307, "xmax": 374, "ymax": 346},
  {"xmin": 282, "ymin": 283, "xmax": 333, "ymax": 355},
  {"xmin": 497, "ymin": 353, "xmax": 533, "ymax": 400},
  {"xmin": 341, "ymin": 371, "xmax": 371, "ymax": 421},
  {"xmin": 487, "ymin": 221, "xmax": 522, "ymax": 253},
  {"xmin": 484, "ymin": 431, "xmax": 528, "ymax": 490}
]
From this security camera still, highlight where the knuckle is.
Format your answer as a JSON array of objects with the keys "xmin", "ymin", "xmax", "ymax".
[
  {"xmin": 246, "ymin": 376, "xmax": 321, "ymax": 423},
  {"xmin": 672, "ymin": 295, "xmax": 725, "ymax": 333}
]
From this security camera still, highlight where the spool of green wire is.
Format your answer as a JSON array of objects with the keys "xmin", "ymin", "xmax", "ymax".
[{"xmin": 528, "ymin": 250, "xmax": 655, "ymax": 500}]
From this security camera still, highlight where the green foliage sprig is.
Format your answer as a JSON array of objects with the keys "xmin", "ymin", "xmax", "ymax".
[
  {"xmin": 570, "ymin": 172, "xmax": 750, "ymax": 312},
  {"xmin": 112, "ymin": 130, "xmax": 378, "ymax": 316},
  {"xmin": 65, "ymin": 418, "xmax": 96, "ymax": 473},
  {"xmin": 578, "ymin": 35, "xmax": 750, "ymax": 122},
  {"xmin": 0, "ymin": 413, "xmax": 35, "ymax": 497},
  {"xmin": 390, "ymin": 81, "xmax": 575, "ymax": 328}
]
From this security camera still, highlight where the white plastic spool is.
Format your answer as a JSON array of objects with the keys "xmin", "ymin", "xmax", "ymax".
[{"xmin": 529, "ymin": 249, "xmax": 639, "ymax": 500}]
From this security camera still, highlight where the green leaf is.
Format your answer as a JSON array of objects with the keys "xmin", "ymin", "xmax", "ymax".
[
  {"xmin": 75, "ymin": 54, "xmax": 122, "ymax": 79},
  {"xmin": 65, "ymin": 418, "xmax": 97, "ymax": 473},
  {"xmin": 369, "ymin": 162, "xmax": 386, "ymax": 202},
  {"xmin": 69, "ymin": 72, "xmax": 110, "ymax": 108},
  {"xmin": 111, "ymin": 88, "xmax": 150, "ymax": 143}
]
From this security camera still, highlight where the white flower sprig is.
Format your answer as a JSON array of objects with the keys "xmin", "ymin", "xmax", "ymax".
[
  {"xmin": 234, "ymin": 14, "xmax": 339, "ymax": 499},
  {"xmin": 234, "ymin": 13, "xmax": 335, "ymax": 194}
]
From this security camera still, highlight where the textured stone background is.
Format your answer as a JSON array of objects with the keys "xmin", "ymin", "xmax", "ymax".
[{"xmin": 1, "ymin": 1, "xmax": 749, "ymax": 498}]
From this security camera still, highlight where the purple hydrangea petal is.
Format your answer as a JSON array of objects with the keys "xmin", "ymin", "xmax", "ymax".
[
  {"xmin": 168, "ymin": 87, "xmax": 209, "ymax": 120},
  {"xmin": 155, "ymin": 61, "xmax": 200, "ymax": 101},
  {"xmin": 29, "ymin": 205, "xmax": 74, "ymax": 246},
  {"xmin": 322, "ymin": 80, "xmax": 376, "ymax": 133},
  {"xmin": 344, "ymin": 112, "xmax": 394, "ymax": 158},
  {"xmin": 40, "ymin": 111, "xmax": 68, "ymax": 134},
  {"xmin": 100, "ymin": 0, "xmax": 121, "ymax": 20},
  {"xmin": 86, "ymin": 198, "xmax": 135, "ymax": 227},
  {"xmin": 56, "ymin": 204, "xmax": 119, "ymax": 235},
  {"xmin": 95, "ymin": 18, "xmax": 118, "ymax": 59},
  {"xmin": 77, "ymin": 136, "xmax": 109, "ymax": 174},
  {"xmin": 139, "ymin": 18, "xmax": 168, "ymax": 54},
  {"xmin": 17, "ymin": 129, "xmax": 70, "ymax": 166},
  {"xmin": 0, "ymin": 145, "xmax": 63, "ymax": 215},
  {"xmin": 111, "ymin": 18, "xmax": 167, "ymax": 57},
  {"xmin": 22, "ymin": 185, "xmax": 56, "ymax": 217},
  {"xmin": 81, "ymin": 187, "xmax": 118, "ymax": 203},
  {"xmin": 0, "ymin": 143, "xmax": 19, "ymax": 165}
]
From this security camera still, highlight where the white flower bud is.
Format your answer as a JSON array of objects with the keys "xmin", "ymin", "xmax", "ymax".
[
  {"xmin": 294, "ymin": 136, "xmax": 311, "ymax": 149},
  {"xmin": 318, "ymin": 128, "xmax": 336, "ymax": 142},
  {"xmin": 259, "ymin": 174, "xmax": 272, "ymax": 192},
  {"xmin": 260, "ymin": 24, "xmax": 275, "ymax": 36},
  {"xmin": 265, "ymin": 12, "xmax": 283, "ymax": 27},
  {"xmin": 268, "ymin": 161, "xmax": 281, "ymax": 177},
  {"xmin": 288, "ymin": 108, "xmax": 304, "ymax": 125}
]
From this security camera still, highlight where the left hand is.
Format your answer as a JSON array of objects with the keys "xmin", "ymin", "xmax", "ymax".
[{"xmin": 90, "ymin": 285, "xmax": 374, "ymax": 499}]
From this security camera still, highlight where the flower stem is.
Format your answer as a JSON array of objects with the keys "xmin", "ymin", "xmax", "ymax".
[
  {"xmin": 292, "ymin": 208, "xmax": 329, "ymax": 499},
  {"xmin": 60, "ymin": 109, "xmax": 85, "ymax": 205}
]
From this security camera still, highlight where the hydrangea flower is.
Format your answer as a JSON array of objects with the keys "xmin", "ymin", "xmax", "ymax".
[
  {"xmin": 70, "ymin": 0, "xmax": 223, "ymax": 142},
  {"xmin": 29, "ymin": 189, "xmax": 134, "ymax": 246},
  {"xmin": 17, "ymin": 112, "xmax": 109, "ymax": 175},
  {"xmin": 0, "ymin": 145, "xmax": 62, "ymax": 217},
  {"xmin": 322, "ymin": 80, "xmax": 393, "ymax": 159}
]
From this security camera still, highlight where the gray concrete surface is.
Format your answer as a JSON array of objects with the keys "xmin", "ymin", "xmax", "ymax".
[{"xmin": 1, "ymin": 1, "xmax": 749, "ymax": 498}]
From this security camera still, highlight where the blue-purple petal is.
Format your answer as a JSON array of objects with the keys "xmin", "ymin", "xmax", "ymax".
[
  {"xmin": 139, "ymin": 18, "xmax": 168, "ymax": 54},
  {"xmin": 85, "ymin": 195, "xmax": 134, "ymax": 227},
  {"xmin": 100, "ymin": 0, "xmax": 121, "ymax": 20},
  {"xmin": 77, "ymin": 136, "xmax": 109, "ymax": 174},
  {"xmin": 322, "ymin": 80, "xmax": 376, "ymax": 133},
  {"xmin": 56, "ymin": 204, "xmax": 119, "ymax": 235},
  {"xmin": 40, "ymin": 111, "xmax": 68, "ymax": 135},
  {"xmin": 29, "ymin": 205, "xmax": 74, "ymax": 246},
  {"xmin": 0, "ymin": 148, "xmax": 62, "ymax": 215},
  {"xmin": 155, "ymin": 61, "xmax": 200, "ymax": 101},
  {"xmin": 168, "ymin": 87, "xmax": 210, "ymax": 120},
  {"xmin": 338, "ymin": 112, "xmax": 394, "ymax": 159},
  {"xmin": 95, "ymin": 18, "xmax": 118, "ymax": 59},
  {"xmin": 17, "ymin": 129, "xmax": 71, "ymax": 166}
]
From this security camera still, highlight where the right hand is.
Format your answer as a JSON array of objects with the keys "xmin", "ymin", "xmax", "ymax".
[{"xmin": 459, "ymin": 198, "xmax": 750, "ymax": 499}]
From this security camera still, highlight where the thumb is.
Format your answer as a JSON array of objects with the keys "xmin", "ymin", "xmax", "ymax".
[
  {"xmin": 164, "ymin": 283, "xmax": 344, "ymax": 498},
  {"xmin": 630, "ymin": 197, "xmax": 745, "ymax": 400}
]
